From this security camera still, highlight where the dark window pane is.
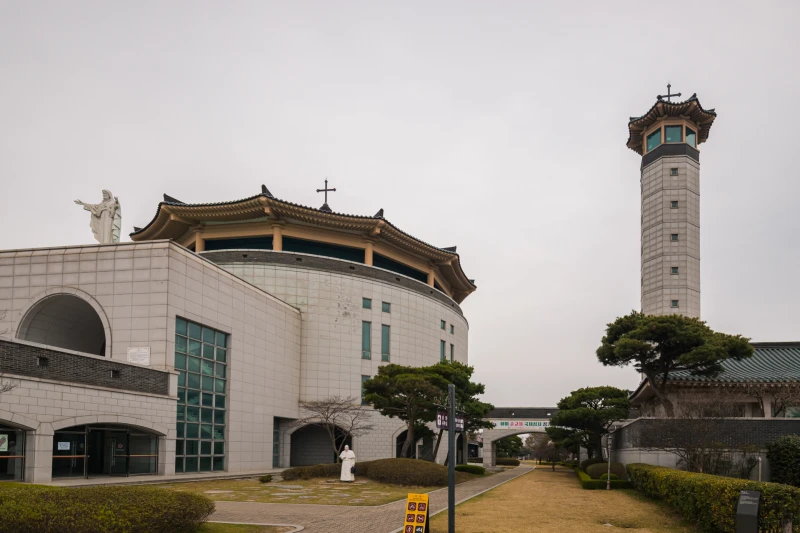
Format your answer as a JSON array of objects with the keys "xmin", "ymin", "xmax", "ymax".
[
  {"xmin": 215, "ymin": 364, "xmax": 226, "ymax": 378},
  {"xmin": 382, "ymin": 302, "xmax": 391, "ymax": 313},
  {"xmin": 186, "ymin": 406, "xmax": 200, "ymax": 422},
  {"xmin": 213, "ymin": 426, "xmax": 225, "ymax": 440},
  {"xmin": 188, "ymin": 322, "xmax": 202, "ymax": 340},
  {"xmin": 176, "ymin": 440, "xmax": 184, "ymax": 455},
  {"xmin": 203, "ymin": 344, "xmax": 215, "ymax": 359},
  {"xmin": 646, "ymin": 129, "xmax": 661, "ymax": 152},
  {"xmin": 177, "ymin": 424, "xmax": 185, "ymax": 439},
  {"xmin": 188, "ymin": 373, "xmax": 201, "ymax": 390},
  {"xmin": 184, "ymin": 457, "xmax": 198, "ymax": 472},
  {"xmin": 215, "ymin": 410, "xmax": 226, "ymax": 424},
  {"xmin": 188, "ymin": 340, "xmax": 201, "ymax": 357},
  {"xmin": 201, "ymin": 425, "xmax": 213, "ymax": 439},
  {"xmin": 202, "ymin": 393, "xmax": 214, "ymax": 407},
  {"xmin": 686, "ymin": 127, "xmax": 696, "ymax": 147},
  {"xmin": 665, "ymin": 125, "xmax": 682, "ymax": 143},
  {"xmin": 186, "ymin": 424, "xmax": 199, "ymax": 439},
  {"xmin": 202, "ymin": 327, "xmax": 215, "ymax": 344},
  {"xmin": 214, "ymin": 379, "xmax": 226, "ymax": 393},
  {"xmin": 201, "ymin": 408, "xmax": 213, "ymax": 424},
  {"xmin": 362, "ymin": 298, "xmax": 371, "ymax": 309},
  {"xmin": 185, "ymin": 439, "xmax": 198, "ymax": 456},
  {"xmin": 201, "ymin": 360, "xmax": 214, "ymax": 376},
  {"xmin": 176, "ymin": 405, "xmax": 185, "ymax": 422},
  {"xmin": 188, "ymin": 357, "xmax": 201, "ymax": 373},
  {"xmin": 201, "ymin": 441, "xmax": 212, "ymax": 455},
  {"xmin": 202, "ymin": 376, "xmax": 214, "ymax": 392},
  {"xmin": 177, "ymin": 388, "xmax": 186, "ymax": 403},
  {"xmin": 175, "ymin": 335, "xmax": 187, "ymax": 353},
  {"xmin": 214, "ymin": 442, "xmax": 225, "ymax": 455},
  {"xmin": 175, "ymin": 457, "xmax": 183, "ymax": 472},
  {"xmin": 216, "ymin": 348, "xmax": 227, "ymax": 363},
  {"xmin": 213, "ymin": 456, "xmax": 225, "ymax": 471},
  {"xmin": 177, "ymin": 371, "xmax": 186, "ymax": 387},
  {"xmin": 187, "ymin": 390, "xmax": 200, "ymax": 406},
  {"xmin": 215, "ymin": 331, "xmax": 226, "ymax": 347},
  {"xmin": 215, "ymin": 395, "xmax": 226, "ymax": 409},
  {"xmin": 176, "ymin": 318, "xmax": 187, "ymax": 336},
  {"xmin": 174, "ymin": 353, "xmax": 186, "ymax": 370}
]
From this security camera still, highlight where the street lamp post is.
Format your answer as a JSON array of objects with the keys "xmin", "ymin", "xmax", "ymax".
[{"xmin": 606, "ymin": 433, "xmax": 613, "ymax": 490}]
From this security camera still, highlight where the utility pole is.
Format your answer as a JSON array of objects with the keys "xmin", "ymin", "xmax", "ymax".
[{"xmin": 448, "ymin": 383, "xmax": 456, "ymax": 533}]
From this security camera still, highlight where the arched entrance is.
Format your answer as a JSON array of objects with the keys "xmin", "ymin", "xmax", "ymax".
[
  {"xmin": 52, "ymin": 424, "xmax": 160, "ymax": 478},
  {"xmin": 289, "ymin": 424, "xmax": 350, "ymax": 466},
  {"xmin": 17, "ymin": 294, "xmax": 106, "ymax": 356},
  {"xmin": 0, "ymin": 423, "xmax": 28, "ymax": 481}
]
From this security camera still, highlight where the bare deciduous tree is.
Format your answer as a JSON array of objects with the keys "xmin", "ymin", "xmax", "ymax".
[
  {"xmin": 740, "ymin": 382, "xmax": 800, "ymax": 418},
  {"xmin": 296, "ymin": 395, "xmax": 376, "ymax": 462}
]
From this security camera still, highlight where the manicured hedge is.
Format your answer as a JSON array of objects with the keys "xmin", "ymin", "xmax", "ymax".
[
  {"xmin": 580, "ymin": 457, "xmax": 604, "ymax": 471},
  {"xmin": 0, "ymin": 484, "xmax": 214, "ymax": 533},
  {"xmin": 496, "ymin": 458, "xmax": 520, "ymax": 466},
  {"xmin": 767, "ymin": 435, "xmax": 800, "ymax": 487},
  {"xmin": 574, "ymin": 467, "xmax": 631, "ymax": 490},
  {"xmin": 282, "ymin": 458, "xmax": 477, "ymax": 486},
  {"xmin": 455, "ymin": 464, "xmax": 485, "ymax": 475},
  {"xmin": 586, "ymin": 462, "xmax": 627, "ymax": 480},
  {"xmin": 627, "ymin": 463, "xmax": 800, "ymax": 533}
]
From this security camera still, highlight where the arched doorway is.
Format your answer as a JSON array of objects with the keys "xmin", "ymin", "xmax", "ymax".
[
  {"xmin": 52, "ymin": 424, "xmax": 160, "ymax": 478},
  {"xmin": 17, "ymin": 294, "xmax": 106, "ymax": 356},
  {"xmin": 289, "ymin": 424, "xmax": 350, "ymax": 466}
]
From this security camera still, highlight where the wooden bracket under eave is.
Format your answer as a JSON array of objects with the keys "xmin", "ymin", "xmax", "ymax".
[
  {"xmin": 369, "ymin": 221, "xmax": 385, "ymax": 237},
  {"xmin": 169, "ymin": 213, "xmax": 195, "ymax": 225}
]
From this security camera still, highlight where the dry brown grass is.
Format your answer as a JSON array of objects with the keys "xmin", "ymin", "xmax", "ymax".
[{"xmin": 429, "ymin": 466, "xmax": 696, "ymax": 533}]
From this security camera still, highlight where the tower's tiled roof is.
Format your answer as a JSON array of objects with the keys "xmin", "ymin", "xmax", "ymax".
[
  {"xmin": 627, "ymin": 94, "xmax": 717, "ymax": 155},
  {"xmin": 668, "ymin": 342, "xmax": 800, "ymax": 383}
]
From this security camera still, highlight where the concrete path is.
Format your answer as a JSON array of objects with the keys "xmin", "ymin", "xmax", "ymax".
[
  {"xmin": 211, "ymin": 465, "xmax": 534, "ymax": 533},
  {"xmin": 50, "ymin": 468, "xmax": 285, "ymax": 487}
]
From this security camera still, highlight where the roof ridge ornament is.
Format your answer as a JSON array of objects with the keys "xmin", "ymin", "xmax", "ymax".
[
  {"xmin": 261, "ymin": 184, "xmax": 274, "ymax": 198},
  {"xmin": 163, "ymin": 194, "xmax": 184, "ymax": 204},
  {"xmin": 316, "ymin": 178, "xmax": 336, "ymax": 212},
  {"xmin": 374, "ymin": 208, "xmax": 384, "ymax": 218},
  {"xmin": 656, "ymin": 83, "xmax": 682, "ymax": 103}
]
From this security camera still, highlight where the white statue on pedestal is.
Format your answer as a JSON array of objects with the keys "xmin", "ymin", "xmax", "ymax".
[
  {"xmin": 339, "ymin": 445, "xmax": 356, "ymax": 482},
  {"xmin": 74, "ymin": 190, "xmax": 121, "ymax": 244}
]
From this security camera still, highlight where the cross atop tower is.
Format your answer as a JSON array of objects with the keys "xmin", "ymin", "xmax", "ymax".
[
  {"xmin": 657, "ymin": 83, "xmax": 682, "ymax": 103},
  {"xmin": 316, "ymin": 179, "xmax": 336, "ymax": 212}
]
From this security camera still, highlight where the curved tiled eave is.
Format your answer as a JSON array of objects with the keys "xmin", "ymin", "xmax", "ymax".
[{"xmin": 627, "ymin": 95, "xmax": 717, "ymax": 155}]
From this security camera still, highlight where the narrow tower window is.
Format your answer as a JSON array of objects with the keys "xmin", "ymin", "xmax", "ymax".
[
  {"xmin": 361, "ymin": 321, "xmax": 371, "ymax": 359},
  {"xmin": 671, "ymin": 200, "xmax": 679, "ymax": 209},
  {"xmin": 671, "ymin": 300, "xmax": 680, "ymax": 308},
  {"xmin": 381, "ymin": 325, "xmax": 391, "ymax": 362},
  {"xmin": 670, "ymin": 234, "xmax": 679, "ymax": 241},
  {"xmin": 440, "ymin": 340, "xmax": 446, "ymax": 362},
  {"xmin": 440, "ymin": 320, "xmax": 446, "ymax": 330},
  {"xmin": 450, "ymin": 343, "xmax": 455, "ymax": 362},
  {"xmin": 670, "ymin": 168, "xmax": 679, "ymax": 176},
  {"xmin": 671, "ymin": 267, "xmax": 679, "ymax": 275}
]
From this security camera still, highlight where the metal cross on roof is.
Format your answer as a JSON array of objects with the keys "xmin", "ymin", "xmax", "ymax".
[
  {"xmin": 316, "ymin": 179, "xmax": 336, "ymax": 204},
  {"xmin": 657, "ymin": 83, "xmax": 682, "ymax": 102}
]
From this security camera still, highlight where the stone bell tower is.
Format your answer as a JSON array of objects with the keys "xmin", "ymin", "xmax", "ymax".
[{"xmin": 627, "ymin": 86, "xmax": 716, "ymax": 318}]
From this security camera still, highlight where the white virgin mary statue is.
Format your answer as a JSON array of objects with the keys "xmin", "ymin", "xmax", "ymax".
[
  {"xmin": 74, "ymin": 190, "xmax": 122, "ymax": 244},
  {"xmin": 339, "ymin": 445, "xmax": 356, "ymax": 482}
]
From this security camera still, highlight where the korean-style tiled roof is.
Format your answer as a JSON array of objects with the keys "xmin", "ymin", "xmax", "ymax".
[
  {"xmin": 668, "ymin": 342, "xmax": 800, "ymax": 383},
  {"xmin": 627, "ymin": 93, "xmax": 717, "ymax": 155}
]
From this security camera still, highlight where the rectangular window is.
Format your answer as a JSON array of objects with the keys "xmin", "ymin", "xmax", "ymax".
[
  {"xmin": 670, "ymin": 168, "xmax": 678, "ymax": 176},
  {"xmin": 382, "ymin": 302, "xmax": 391, "ymax": 313},
  {"xmin": 646, "ymin": 129, "xmax": 661, "ymax": 152},
  {"xmin": 381, "ymin": 325, "xmax": 390, "ymax": 362},
  {"xmin": 361, "ymin": 375, "xmax": 370, "ymax": 405},
  {"xmin": 450, "ymin": 324, "xmax": 454, "ymax": 334},
  {"xmin": 685, "ymin": 127, "xmax": 697, "ymax": 148},
  {"xmin": 440, "ymin": 320, "xmax": 446, "ymax": 330},
  {"xmin": 671, "ymin": 266, "xmax": 679, "ymax": 275},
  {"xmin": 671, "ymin": 200, "xmax": 679, "ymax": 209},
  {"xmin": 362, "ymin": 298, "xmax": 372, "ymax": 309},
  {"xmin": 175, "ymin": 317, "xmax": 227, "ymax": 473},
  {"xmin": 450, "ymin": 343, "xmax": 454, "ymax": 362},
  {"xmin": 665, "ymin": 125, "xmax": 683, "ymax": 143},
  {"xmin": 671, "ymin": 234, "xmax": 679, "ymax": 242},
  {"xmin": 362, "ymin": 321, "xmax": 371, "ymax": 359},
  {"xmin": 440, "ymin": 340, "xmax": 446, "ymax": 362},
  {"xmin": 671, "ymin": 300, "xmax": 679, "ymax": 308}
]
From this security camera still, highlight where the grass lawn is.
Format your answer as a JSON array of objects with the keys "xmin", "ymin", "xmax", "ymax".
[
  {"xmin": 199, "ymin": 523, "xmax": 294, "ymax": 533},
  {"xmin": 429, "ymin": 466, "xmax": 695, "ymax": 533},
  {"xmin": 159, "ymin": 477, "xmax": 434, "ymax": 506}
]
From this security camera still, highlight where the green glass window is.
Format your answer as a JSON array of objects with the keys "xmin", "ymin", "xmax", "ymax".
[
  {"xmin": 671, "ymin": 300, "xmax": 679, "ymax": 308},
  {"xmin": 665, "ymin": 125, "xmax": 682, "ymax": 143},
  {"xmin": 671, "ymin": 234, "xmax": 679, "ymax": 242},
  {"xmin": 381, "ymin": 302, "xmax": 391, "ymax": 313},
  {"xmin": 440, "ymin": 340, "xmax": 446, "ymax": 362},
  {"xmin": 175, "ymin": 317, "xmax": 227, "ymax": 473},
  {"xmin": 381, "ymin": 325, "xmax": 390, "ymax": 362},
  {"xmin": 671, "ymin": 200, "xmax": 679, "ymax": 209},
  {"xmin": 450, "ymin": 343, "xmax": 454, "ymax": 362},
  {"xmin": 440, "ymin": 320, "xmax": 446, "ymax": 330},
  {"xmin": 361, "ymin": 375, "xmax": 370, "ymax": 405},
  {"xmin": 671, "ymin": 266, "xmax": 679, "ymax": 275},
  {"xmin": 362, "ymin": 298, "xmax": 372, "ymax": 309},
  {"xmin": 646, "ymin": 129, "xmax": 661, "ymax": 152},
  {"xmin": 362, "ymin": 321, "xmax": 371, "ymax": 359},
  {"xmin": 450, "ymin": 324, "xmax": 454, "ymax": 335},
  {"xmin": 685, "ymin": 127, "xmax": 696, "ymax": 147}
]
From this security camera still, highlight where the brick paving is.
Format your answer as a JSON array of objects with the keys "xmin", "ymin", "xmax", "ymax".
[{"xmin": 211, "ymin": 465, "xmax": 534, "ymax": 532}]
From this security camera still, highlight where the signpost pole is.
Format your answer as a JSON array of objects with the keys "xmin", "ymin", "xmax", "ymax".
[{"xmin": 448, "ymin": 383, "xmax": 455, "ymax": 533}]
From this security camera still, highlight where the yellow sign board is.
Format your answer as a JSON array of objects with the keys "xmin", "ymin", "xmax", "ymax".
[{"xmin": 402, "ymin": 493, "xmax": 430, "ymax": 533}]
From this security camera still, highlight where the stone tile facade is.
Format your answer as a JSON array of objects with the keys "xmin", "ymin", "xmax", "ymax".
[{"xmin": 641, "ymin": 155, "xmax": 701, "ymax": 317}]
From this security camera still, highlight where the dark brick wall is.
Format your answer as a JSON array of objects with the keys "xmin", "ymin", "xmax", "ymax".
[
  {"xmin": 0, "ymin": 340, "xmax": 170, "ymax": 396},
  {"xmin": 201, "ymin": 249, "xmax": 465, "ymax": 317},
  {"xmin": 615, "ymin": 418, "xmax": 800, "ymax": 450}
]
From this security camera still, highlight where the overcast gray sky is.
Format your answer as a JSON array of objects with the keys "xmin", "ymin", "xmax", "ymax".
[{"xmin": 1, "ymin": 1, "xmax": 798, "ymax": 406}]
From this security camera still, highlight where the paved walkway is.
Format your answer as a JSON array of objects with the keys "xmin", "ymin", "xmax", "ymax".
[
  {"xmin": 50, "ymin": 468, "xmax": 285, "ymax": 487},
  {"xmin": 211, "ymin": 465, "xmax": 534, "ymax": 533}
]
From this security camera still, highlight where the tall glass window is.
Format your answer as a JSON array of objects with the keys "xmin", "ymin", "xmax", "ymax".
[
  {"xmin": 381, "ymin": 325, "xmax": 391, "ymax": 362},
  {"xmin": 440, "ymin": 320, "xmax": 446, "ymax": 330},
  {"xmin": 685, "ymin": 127, "xmax": 697, "ymax": 147},
  {"xmin": 646, "ymin": 129, "xmax": 661, "ymax": 152},
  {"xmin": 362, "ymin": 321, "xmax": 371, "ymax": 359},
  {"xmin": 665, "ymin": 125, "xmax": 683, "ymax": 143},
  {"xmin": 175, "ymin": 317, "xmax": 227, "ymax": 473},
  {"xmin": 440, "ymin": 340, "xmax": 446, "ymax": 362},
  {"xmin": 0, "ymin": 427, "xmax": 25, "ymax": 481},
  {"xmin": 450, "ymin": 343, "xmax": 454, "ymax": 362}
]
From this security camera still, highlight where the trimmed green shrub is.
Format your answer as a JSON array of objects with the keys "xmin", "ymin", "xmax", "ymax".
[
  {"xmin": 600, "ymin": 473, "xmax": 619, "ymax": 480},
  {"xmin": 563, "ymin": 460, "xmax": 578, "ymax": 468},
  {"xmin": 496, "ymin": 458, "xmax": 520, "ymax": 466},
  {"xmin": 0, "ymin": 483, "xmax": 214, "ymax": 533},
  {"xmin": 580, "ymin": 457, "xmax": 604, "ymax": 471},
  {"xmin": 282, "ymin": 458, "xmax": 473, "ymax": 486},
  {"xmin": 586, "ymin": 462, "xmax": 627, "ymax": 480},
  {"xmin": 574, "ymin": 467, "xmax": 631, "ymax": 490},
  {"xmin": 627, "ymin": 463, "xmax": 800, "ymax": 533},
  {"xmin": 767, "ymin": 435, "xmax": 800, "ymax": 487},
  {"xmin": 258, "ymin": 474, "xmax": 273, "ymax": 483},
  {"xmin": 455, "ymin": 464, "xmax": 485, "ymax": 475}
]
